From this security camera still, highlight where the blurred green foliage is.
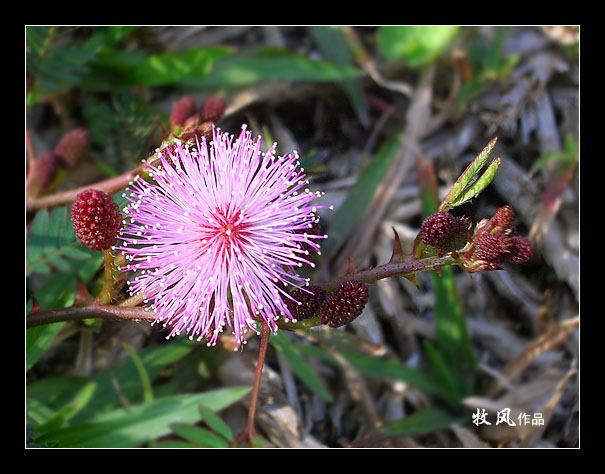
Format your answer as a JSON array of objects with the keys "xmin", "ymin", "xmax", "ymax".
[{"xmin": 377, "ymin": 26, "xmax": 460, "ymax": 67}]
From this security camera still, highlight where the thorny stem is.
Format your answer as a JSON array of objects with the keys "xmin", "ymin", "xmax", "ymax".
[
  {"xmin": 26, "ymin": 254, "xmax": 459, "ymax": 329},
  {"xmin": 316, "ymin": 254, "xmax": 457, "ymax": 292},
  {"xmin": 236, "ymin": 319, "xmax": 271, "ymax": 446}
]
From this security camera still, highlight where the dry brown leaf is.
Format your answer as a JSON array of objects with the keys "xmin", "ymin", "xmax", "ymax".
[
  {"xmin": 518, "ymin": 363, "xmax": 577, "ymax": 448},
  {"xmin": 450, "ymin": 423, "xmax": 491, "ymax": 448},
  {"xmin": 488, "ymin": 316, "xmax": 578, "ymax": 397}
]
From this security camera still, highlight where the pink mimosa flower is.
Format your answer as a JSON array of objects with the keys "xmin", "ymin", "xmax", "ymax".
[{"xmin": 117, "ymin": 126, "xmax": 327, "ymax": 349}]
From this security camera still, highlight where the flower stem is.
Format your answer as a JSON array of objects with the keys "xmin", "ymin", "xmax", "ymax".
[
  {"xmin": 236, "ymin": 319, "xmax": 271, "ymax": 446},
  {"xmin": 96, "ymin": 249, "xmax": 116, "ymax": 305}
]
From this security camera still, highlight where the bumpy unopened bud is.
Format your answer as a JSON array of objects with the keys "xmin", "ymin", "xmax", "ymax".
[
  {"xmin": 320, "ymin": 280, "xmax": 369, "ymax": 328},
  {"xmin": 461, "ymin": 205, "xmax": 533, "ymax": 273},
  {"xmin": 170, "ymin": 96, "xmax": 197, "ymax": 132},
  {"xmin": 419, "ymin": 211, "xmax": 471, "ymax": 255},
  {"xmin": 473, "ymin": 234, "xmax": 512, "ymax": 269},
  {"xmin": 71, "ymin": 189, "xmax": 122, "ymax": 251},
  {"xmin": 54, "ymin": 128, "xmax": 90, "ymax": 169},
  {"xmin": 471, "ymin": 233, "xmax": 533, "ymax": 271},
  {"xmin": 286, "ymin": 286, "xmax": 326, "ymax": 321},
  {"xmin": 199, "ymin": 97, "xmax": 226, "ymax": 123},
  {"xmin": 489, "ymin": 205, "xmax": 516, "ymax": 234},
  {"xmin": 34, "ymin": 151, "xmax": 60, "ymax": 190},
  {"xmin": 507, "ymin": 235, "xmax": 533, "ymax": 264}
]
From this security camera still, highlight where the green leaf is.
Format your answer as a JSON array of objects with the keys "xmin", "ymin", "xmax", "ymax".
[
  {"xmin": 79, "ymin": 46, "xmax": 231, "ymax": 90},
  {"xmin": 71, "ymin": 338, "xmax": 197, "ymax": 422},
  {"xmin": 154, "ymin": 440, "xmax": 199, "ymax": 448},
  {"xmin": 449, "ymin": 157, "xmax": 500, "ymax": 209},
  {"xmin": 340, "ymin": 350, "xmax": 457, "ymax": 402},
  {"xmin": 127, "ymin": 47, "xmax": 232, "ymax": 87},
  {"xmin": 27, "ymin": 376, "xmax": 91, "ymax": 409},
  {"xmin": 323, "ymin": 136, "xmax": 401, "ymax": 257},
  {"xmin": 423, "ymin": 339, "xmax": 458, "ymax": 396},
  {"xmin": 270, "ymin": 330, "xmax": 333, "ymax": 402},
  {"xmin": 297, "ymin": 344, "xmax": 456, "ymax": 404},
  {"xmin": 199, "ymin": 404, "xmax": 234, "ymax": 442},
  {"xmin": 26, "ymin": 26, "xmax": 100, "ymax": 102},
  {"xmin": 33, "ymin": 272, "xmax": 78, "ymax": 310},
  {"xmin": 34, "ymin": 387, "xmax": 250, "ymax": 448},
  {"xmin": 192, "ymin": 49, "xmax": 362, "ymax": 88},
  {"xmin": 26, "ymin": 398, "xmax": 57, "ymax": 428},
  {"xmin": 370, "ymin": 407, "xmax": 463, "ymax": 440},
  {"xmin": 26, "ymin": 323, "xmax": 65, "ymax": 372},
  {"xmin": 170, "ymin": 422, "xmax": 229, "ymax": 448},
  {"xmin": 82, "ymin": 91, "xmax": 165, "ymax": 170},
  {"xmin": 26, "ymin": 206, "xmax": 94, "ymax": 277},
  {"xmin": 377, "ymin": 26, "xmax": 460, "ymax": 67},
  {"xmin": 33, "ymin": 381, "xmax": 98, "ymax": 436},
  {"xmin": 27, "ymin": 208, "xmax": 49, "ymax": 264},
  {"xmin": 440, "ymin": 137, "xmax": 499, "ymax": 212}
]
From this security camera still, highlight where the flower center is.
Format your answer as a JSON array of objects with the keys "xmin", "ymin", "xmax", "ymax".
[
  {"xmin": 210, "ymin": 208, "xmax": 248, "ymax": 257},
  {"xmin": 221, "ymin": 222, "xmax": 236, "ymax": 237}
]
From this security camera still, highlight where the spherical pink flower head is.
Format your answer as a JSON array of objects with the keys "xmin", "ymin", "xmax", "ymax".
[{"xmin": 118, "ymin": 126, "xmax": 327, "ymax": 349}]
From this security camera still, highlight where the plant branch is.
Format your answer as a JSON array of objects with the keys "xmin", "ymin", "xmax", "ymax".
[
  {"xmin": 26, "ymin": 254, "xmax": 458, "ymax": 330},
  {"xmin": 276, "ymin": 254, "xmax": 458, "ymax": 331},
  {"xmin": 26, "ymin": 163, "xmax": 147, "ymax": 212},
  {"xmin": 26, "ymin": 304, "xmax": 153, "ymax": 329},
  {"xmin": 316, "ymin": 254, "xmax": 457, "ymax": 292}
]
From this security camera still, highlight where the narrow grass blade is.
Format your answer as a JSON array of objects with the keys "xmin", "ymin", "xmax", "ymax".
[
  {"xmin": 199, "ymin": 404, "xmax": 234, "ymax": 442},
  {"xmin": 369, "ymin": 407, "xmax": 463, "ymax": 440},
  {"xmin": 122, "ymin": 343, "xmax": 153, "ymax": 403},
  {"xmin": 270, "ymin": 330, "xmax": 332, "ymax": 402},
  {"xmin": 170, "ymin": 422, "xmax": 230, "ymax": 448}
]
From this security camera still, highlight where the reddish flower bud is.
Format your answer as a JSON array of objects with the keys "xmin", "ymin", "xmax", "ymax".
[
  {"xmin": 170, "ymin": 96, "xmax": 197, "ymax": 131},
  {"xmin": 507, "ymin": 235, "xmax": 533, "ymax": 264},
  {"xmin": 33, "ymin": 151, "xmax": 60, "ymax": 190},
  {"xmin": 419, "ymin": 211, "xmax": 471, "ymax": 255},
  {"xmin": 491, "ymin": 205, "xmax": 516, "ymax": 231},
  {"xmin": 286, "ymin": 286, "xmax": 326, "ymax": 321},
  {"xmin": 54, "ymin": 128, "xmax": 90, "ymax": 169},
  {"xmin": 320, "ymin": 280, "xmax": 369, "ymax": 328},
  {"xmin": 465, "ymin": 233, "xmax": 533, "ymax": 272},
  {"xmin": 71, "ymin": 189, "xmax": 122, "ymax": 251},
  {"xmin": 473, "ymin": 234, "xmax": 512, "ymax": 269},
  {"xmin": 199, "ymin": 97, "xmax": 226, "ymax": 123}
]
